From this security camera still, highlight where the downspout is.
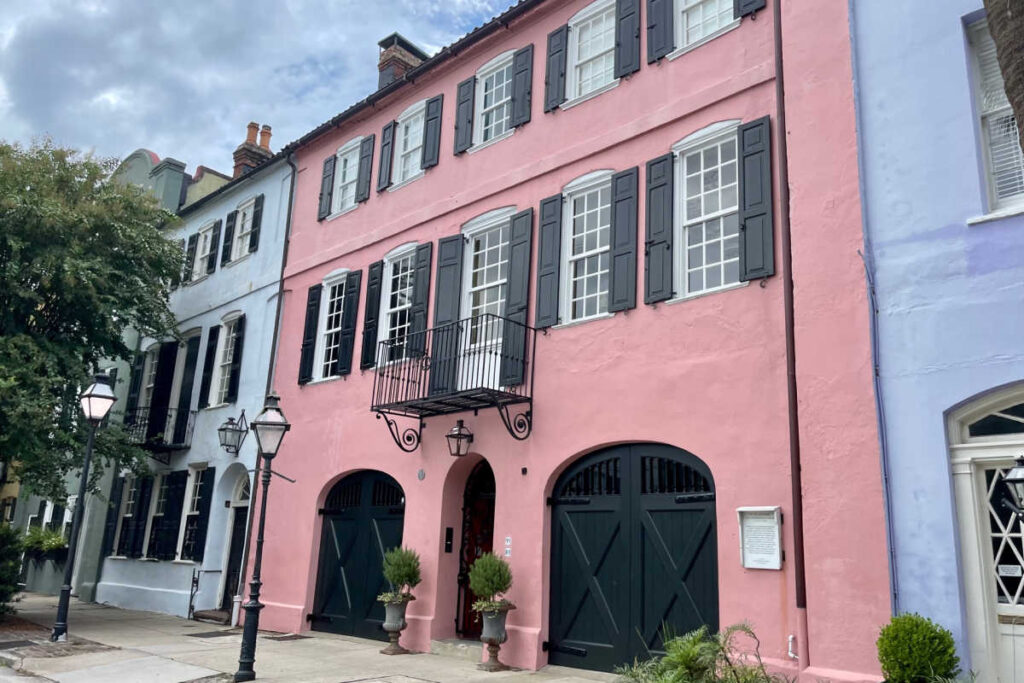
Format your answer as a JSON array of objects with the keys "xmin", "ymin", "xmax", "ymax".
[
  {"xmin": 772, "ymin": 0, "xmax": 810, "ymax": 669},
  {"xmin": 233, "ymin": 153, "xmax": 298, "ymax": 625}
]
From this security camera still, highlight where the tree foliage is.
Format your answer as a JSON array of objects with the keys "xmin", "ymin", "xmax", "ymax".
[
  {"xmin": 983, "ymin": 0, "xmax": 1024, "ymax": 154},
  {"xmin": 0, "ymin": 139, "xmax": 181, "ymax": 499}
]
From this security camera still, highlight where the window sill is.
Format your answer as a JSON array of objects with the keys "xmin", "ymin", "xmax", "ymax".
[
  {"xmin": 172, "ymin": 559, "xmax": 197, "ymax": 565},
  {"xmin": 325, "ymin": 204, "xmax": 359, "ymax": 223},
  {"xmin": 552, "ymin": 312, "xmax": 615, "ymax": 330},
  {"xmin": 305, "ymin": 375, "xmax": 344, "ymax": 386},
  {"xmin": 106, "ymin": 555, "xmax": 129, "ymax": 561},
  {"xmin": 387, "ymin": 172, "xmax": 425, "ymax": 193},
  {"xmin": 560, "ymin": 79, "xmax": 620, "ymax": 112},
  {"xmin": 664, "ymin": 281, "xmax": 748, "ymax": 305},
  {"xmin": 665, "ymin": 20, "xmax": 741, "ymax": 62},
  {"xmin": 203, "ymin": 402, "xmax": 234, "ymax": 411},
  {"xmin": 138, "ymin": 557, "xmax": 160, "ymax": 562},
  {"xmin": 967, "ymin": 203, "xmax": 1024, "ymax": 226},
  {"xmin": 223, "ymin": 253, "xmax": 251, "ymax": 269},
  {"xmin": 186, "ymin": 274, "xmax": 209, "ymax": 287},
  {"xmin": 467, "ymin": 129, "xmax": 515, "ymax": 155}
]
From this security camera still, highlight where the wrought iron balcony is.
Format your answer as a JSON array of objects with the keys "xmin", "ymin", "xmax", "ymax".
[
  {"xmin": 123, "ymin": 406, "xmax": 197, "ymax": 463},
  {"xmin": 371, "ymin": 313, "xmax": 536, "ymax": 451}
]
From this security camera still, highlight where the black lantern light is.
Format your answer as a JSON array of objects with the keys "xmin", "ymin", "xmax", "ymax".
[
  {"xmin": 218, "ymin": 411, "xmax": 248, "ymax": 455},
  {"xmin": 250, "ymin": 394, "xmax": 290, "ymax": 458},
  {"xmin": 446, "ymin": 419, "xmax": 474, "ymax": 457},
  {"xmin": 1004, "ymin": 456, "xmax": 1024, "ymax": 514}
]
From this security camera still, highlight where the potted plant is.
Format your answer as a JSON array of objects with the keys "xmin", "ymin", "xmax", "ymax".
[
  {"xmin": 376, "ymin": 546, "xmax": 421, "ymax": 655},
  {"xmin": 22, "ymin": 527, "xmax": 68, "ymax": 563},
  {"xmin": 468, "ymin": 553, "xmax": 515, "ymax": 672}
]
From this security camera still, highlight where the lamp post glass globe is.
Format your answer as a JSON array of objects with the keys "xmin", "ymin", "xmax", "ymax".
[
  {"xmin": 79, "ymin": 373, "xmax": 116, "ymax": 422},
  {"xmin": 251, "ymin": 393, "xmax": 290, "ymax": 457},
  {"xmin": 1005, "ymin": 456, "xmax": 1024, "ymax": 511},
  {"xmin": 218, "ymin": 417, "xmax": 245, "ymax": 454},
  {"xmin": 446, "ymin": 419, "xmax": 474, "ymax": 457}
]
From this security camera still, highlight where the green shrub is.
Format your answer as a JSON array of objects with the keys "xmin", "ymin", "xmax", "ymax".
[
  {"xmin": 877, "ymin": 613, "xmax": 960, "ymax": 683},
  {"xmin": 23, "ymin": 526, "xmax": 67, "ymax": 553},
  {"xmin": 377, "ymin": 546, "xmax": 421, "ymax": 604},
  {"xmin": 0, "ymin": 524, "xmax": 22, "ymax": 617},
  {"xmin": 469, "ymin": 553, "xmax": 513, "ymax": 612}
]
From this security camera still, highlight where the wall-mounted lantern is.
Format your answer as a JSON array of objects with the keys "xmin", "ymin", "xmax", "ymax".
[
  {"xmin": 446, "ymin": 420, "xmax": 474, "ymax": 457},
  {"xmin": 218, "ymin": 411, "xmax": 248, "ymax": 455}
]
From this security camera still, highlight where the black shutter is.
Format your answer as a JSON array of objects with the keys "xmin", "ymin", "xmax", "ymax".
[
  {"xmin": 146, "ymin": 342, "xmax": 178, "ymax": 442},
  {"xmin": 183, "ymin": 234, "xmax": 198, "ymax": 283},
  {"xmin": 101, "ymin": 476, "xmax": 124, "ymax": 557},
  {"xmin": 500, "ymin": 209, "xmax": 533, "ymax": 386},
  {"xmin": 609, "ymin": 167, "xmax": 638, "ymax": 312},
  {"xmin": 191, "ymin": 467, "xmax": 216, "ymax": 563},
  {"xmin": 360, "ymin": 261, "xmax": 384, "ymax": 369},
  {"xmin": 544, "ymin": 25, "xmax": 569, "ymax": 112},
  {"xmin": 125, "ymin": 353, "xmax": 145, "ymax": 425},
  {"xmin": 510, "ymin": 45, "xmax": 534, "ymax": 128},
  {"xmin": 408, "ymin": 243, "xmax": 433, "ymax": 356},
  {"xmin": 734, "ymin": 0, "xmax": 766, "ymax": 18},
  {"xmin": 454, "ymin": 77, "xmax": 476, "ymax": 154},
  {"xmin": 615, "ymin": 0, "xmax": 641, "ymax": 78},
  {"xmin": 128, "ymin": 477, "xmax": 154, "ymax": 558},
  {"xmin": 197, "ymin": 326, "xmax": 220, "ymax": 409},
  {"xmin": 355, "ymin": 135, "xmax": 375, "ymax": 203},
  {"xmin": 334, "ymin": 271, "xmax": 362, "ymax": 376},
  {"xmin": 645, "ymin": 153, "xmax": 675, "ymax": 303},
  {"xmin": 298, "ymin": 285, "xmax": 322, "ymax": 384},
  {"xmin": 318, "ymin": 156, "xmax": 336, "ymax": 220},
  {"xmin": 377, "ymin": 122, "xmax": 397, "ymax": 191},
  {"xmin": 226, "ymin": 315, "xmax": 245, "ymax": 404},
  {"xmin": 647, "ymin": 0, "xmax": 675, "ymax": 62},
  {"xmin": 206, "ymin": 220, "xmax": 222, "ymax": 274},
  {"xmin": 535, "ymin": 194, "xmax": 563, "ymax": 328},
  {"xmin": 429, "ymin": 235, "xmax": 464, "ymax": 396},
  {"xmin": 421, "ymin": 94, "xmax": 443, "ymax": 169},
  {"xmin": 248, "ymin": 194, "xmax": 264, "ymax": 253},
  {"xmin": 221, "ymin": 211, "xmax": 238, "ymax": 266},
  {"xmin": 172, "ymin": 336, "xmax": 201, "ymax": 443},
  {"xmin": 738, "ymin": 116, "xmax": 774, "ymax": 281},
  {"xmin": 153, "ymin": 471, "xmax": 188, "ymax": 560}
]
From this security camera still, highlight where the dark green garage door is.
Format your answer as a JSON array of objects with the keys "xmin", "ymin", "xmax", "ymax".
[
  {"xmin": 548, "ymin": 444, "xmax": 718, "ymax": 672},
  {"xmin": 311, "ymin": 471, "xmax": 405, "ymax": 640}
]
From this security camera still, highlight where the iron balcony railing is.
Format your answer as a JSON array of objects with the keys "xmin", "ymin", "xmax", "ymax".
[{"xmin": 123, "ymin": 406, "xmax": 197, "ymax": 455}]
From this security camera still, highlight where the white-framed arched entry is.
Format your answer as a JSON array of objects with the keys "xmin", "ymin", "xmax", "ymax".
[
  {"xmin": 949, "ymin": 383, "xmax": 1024, "ymax": 683},
  {"xmin": 216, "ymin": 466, "xmax": 252, "ymax": 626}
]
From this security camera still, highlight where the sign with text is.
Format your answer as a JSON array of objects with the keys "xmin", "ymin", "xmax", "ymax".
[{"xmin": 737, "ymin": 506, "xmax": 783, "ymax": 570}]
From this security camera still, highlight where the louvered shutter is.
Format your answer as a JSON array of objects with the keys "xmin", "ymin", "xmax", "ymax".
[
  {"xmin": 408, "ymin": 243, "xmax": 433, "ymax": 356},
  {"xmin": 429, "ymin": 235, "xmax": 464, "ymax": 396},
  {"xmin": 738, "ymin": 116, "xmax": 774, "ymax": 281},
  {"xmin": 377, "ymin": 122, "xmax": 397, "ymax": 191},
  {"xmin": 615, "ymin": 0, "xmax": 641, "ymax": 78},
  {"xmin": 647, "ymin": 0, "xmax": 675, "ymax": 62},
  {"xmin": 172, "ymin": 336, "xmax": 201, "ymax": 443},
  {"xmin": 355, "ymin": 134, "xmax": 375, "ymax": 203},
  {"xmin": 535, "ymin": 195, "xmax": 563, "ymax": 328},
  {"xmin": 645, "ymin": 153, "xmax": 674, "ymax": 303},
  {"xmin": 333, "ymin": 271, "xmax": 362, "ymax": 376},
  {"xmin": 225, "ymin": 315, "xmax": 245, "ymax": 404},
  {"xmin": 734, "ymin": 0, "xmax": 766, "ymax": 19},
  {"xmin": 609, "ymin": 167, "xmax": 639, "ymax": 312},
  {"xmin": 221, "ymin": 211, "xmax": 238, "ymax": 266},
  {"xmin": 421, "ymin": 95, "xmax": 444, "ymax": 169},
  {"xmin": 454, "ymin": 77, "xmax": 476, "ymax": 154},
  {"xmin": 360, "ymin": 261, "xmax": 384, "ymax": 369},
  {"xmin": 190, "ymin": 467, "xmax": 216, "ymax": 562},
  {"xmin": 197, "ymin": 326, "xmax": 220, "ymax": 409},
  {"xmin": 146, "ymin": 342, "xmax": 178, "ymax": 442},
  {"xmin": 298, "ymin": 284, "xmax": 322, "ymax": 384},
  {"xmin": 510, "ymin": 45, "xmax": 534, "ymax": 128},
  {"xmin": 318, "ymin": 156, "xmax": 336, "ymax": 220},
  {"xmin": 544, "ymin": 25, "xmax": 569, "ymax": 112},
  {"xmin": 153, "ymin": 471, "xmax": 188, "ymax": 560},
  {"xmin": 248, "ymin": 194, "xmax": 264, "ymax": 253},
  {"xmin": 128, "ymin": 477, "xmax": 153, "ymax": 558},
  {"xmin": 500, "ymin": 209, "xmax": 533, "ymax": 386},
  {"xmin": 206, "ymin": 220, "xmax": 222, "ymax": 274},
  {"xmin": 183, "ymin": 234, "xmax": 199, "ymax": 283},
  {"xmin": 101, "ymin": 476, "xmax": 124, "ymax": 557},
  {"xmin": 124, "ymin": 353, "xmax": 145, "ymax": 426}
]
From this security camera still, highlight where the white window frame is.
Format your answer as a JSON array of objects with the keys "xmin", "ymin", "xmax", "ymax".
[
  {"xmin": 190, "ymin": 221, "xmax": 217, "ymax": 282},
  {"xmin": 312, "ymin": 268, "xmax": 351, "ymax": 381},
  {"xmin": 667, "ymin": 0, "xmax": 740, "ymax": 61},
  {"xmin": 140, "ymin": 344, "xmax": 160, "ymax": 408},
  {"xmin": 231, "ymin": 198, "xmax": 256, "ymax": 262},
  {"xmin": 563, "ymin": 0, "xmax": 619, "ymax": 110},
  {"xmin": 207, "ymin": 313, "xmax": 242, "ymax": 407},
  {"xmin": 176, "ymin": 465, "xmax": 207, "ymax": 562},
  {"xmin": 141, "ymin": 473, "xmax": 167, "ymax": 558},
  {"xmin": 471, "ymin": 51, "xmax": 517, "ymax": 151},
  {"xmin": 111, "ymin": 476, "xmax": 137, "ymax": 557},
  {"xmin": 559, "ymin": 170, "xmax": 615, "ymax": 325},
  {"xmin": 330, "ymin": 137, "xmax": 364, "ymax": 217},
  {"xmin": 460, "ymin": 207, "xmax": 517, "ymax": 342},
  {"xmin": 377, "ymin": 243, "xmax": 419, "ymax": 364},
  {"xmin": 390, "ymin": 100, "xmax": 427, "ymax": 191}
]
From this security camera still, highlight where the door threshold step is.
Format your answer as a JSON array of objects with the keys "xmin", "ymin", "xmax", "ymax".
[
  {"xmin": 192, "ymin": 609, "xmax": 231, "ymax": 625},
  {"xmin": 430, "ymin": 638, "xmax": 483, "ymax": 661}
]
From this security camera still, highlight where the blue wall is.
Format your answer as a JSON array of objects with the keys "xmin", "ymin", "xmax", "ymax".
[{"xmin": 851, "ymin": 0, "xmax": 1024, "ymax": 664}]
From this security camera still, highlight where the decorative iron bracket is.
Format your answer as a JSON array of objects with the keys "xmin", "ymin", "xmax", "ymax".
[
  {"xmin": 376, "ymin": 412, "xmax": 423, "ymax": 452},
  {"xmin": 497, "ymin": 404, "xmax": 532, "ymax": 441}
]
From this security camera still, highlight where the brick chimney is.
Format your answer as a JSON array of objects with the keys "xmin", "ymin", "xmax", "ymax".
[
  {"xmin": 233, "ymin": 121, "xmax": 273, "ymax": 178},
  {"xmin": 378, "ymin": 33, "xmax": 429, "ymax": 89}
]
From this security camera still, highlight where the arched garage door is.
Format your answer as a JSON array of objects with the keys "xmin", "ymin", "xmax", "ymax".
[
  {"xmin": 311, "ymin": 471, "xmax": 405, "ymax": 640},
  {"xmin": 548, "ymin": 444, "xmax": 718, "ymax": 671}
]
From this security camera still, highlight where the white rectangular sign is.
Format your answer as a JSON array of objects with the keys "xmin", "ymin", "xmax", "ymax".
[
  {"xmin": 737, "ymin": 506, "xmax": 783, "ymax": 570},
  {"xmin": 998, "ymin": 564, "xmax": 1023, "ymax": 578}
]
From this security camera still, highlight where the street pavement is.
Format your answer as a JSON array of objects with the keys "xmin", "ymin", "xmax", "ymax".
[{"xmin": 0, "ymin": 594, "xmax": 616, "ymax": 683}]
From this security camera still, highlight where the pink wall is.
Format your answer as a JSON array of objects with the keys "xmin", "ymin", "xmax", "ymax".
[{"xmin": 252, "ymin": 0, "xmax": 889, "ymax": 679}]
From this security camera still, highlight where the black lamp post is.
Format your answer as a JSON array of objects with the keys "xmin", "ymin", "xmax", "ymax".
[
  {"xmin": 1003, "ymin": 456, "xmax": 1024, "ymax": 517},
  {"xmin": 234, "ymin": 393, "xmax": 290, "ymax": 682},
  {"xmin": 51, "ymin": 373, "xmax": 116, "ymax": 642},
  {"xmin": 446, "ymin": 419, "xmax": 474, "ymax": 457}
]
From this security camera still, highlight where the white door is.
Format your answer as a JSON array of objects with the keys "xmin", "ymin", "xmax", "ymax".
[{"xmin": 458, "ymin": 222, "xmax": 509, "ymax": 392}]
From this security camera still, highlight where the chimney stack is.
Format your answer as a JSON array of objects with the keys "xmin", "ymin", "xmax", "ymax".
[
  {"xmin": 377, "ymin": 33, "xmax": 429, "ymax": 89},
  {"xmin": 233, "ymin": 121, "xmax": 273, "ymax": 178}
]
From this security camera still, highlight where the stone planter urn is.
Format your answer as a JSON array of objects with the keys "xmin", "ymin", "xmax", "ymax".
[
  {"xmin": 478, "ymin": 603, "xmax": 515, "ymax": 672},
  {"xmin": 380, "ymin": 595, "xmax": 414, "ymax": 655}
]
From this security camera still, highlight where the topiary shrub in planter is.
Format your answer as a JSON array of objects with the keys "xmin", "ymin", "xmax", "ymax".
[
  {"xmin": 0, "ymin": 524, "xmax": 23, "ymax": 618},
  {"xmin": 469, "ymin": 553, "xmax": 515, "ymax": 672},
  {"xmin": 376, "ymin": 546, "xmax": 421, "ymax": 655},
  {"xmin": 877, "ymin": 613, "xmax": 960, "ymax": 683}
]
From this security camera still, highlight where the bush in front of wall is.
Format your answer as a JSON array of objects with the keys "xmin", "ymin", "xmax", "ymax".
[
  {"xmin": 469, "ymin": 553, "xmax": 513, "ymax": 612},
  {"xmin": 23, "ymin": 526, "xmax": 67, "ymax": 554},
  {"xmin": 876, "ymin": 613, "xmax": 960, "ymax": 683},
  {"xmin": 377, "ymin": 547, "xmax": 422, "ymax": 605},
  {"xmin": 0, "ymin": 524, "xmax": 23, "ymax": 617}
]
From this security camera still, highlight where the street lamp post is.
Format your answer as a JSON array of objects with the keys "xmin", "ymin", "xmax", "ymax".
[
  {"xmin": 234, "ymin": 392, "xmax": 290, "ymax": 682},
  {"xmin": 51, "ymin": 373, "xmax": 116, "ymax": 642}
]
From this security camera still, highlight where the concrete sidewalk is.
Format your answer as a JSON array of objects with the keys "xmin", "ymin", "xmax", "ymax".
[{"xmin": 0, "ymin": 594, "xmax": 616, "ymax": 683}]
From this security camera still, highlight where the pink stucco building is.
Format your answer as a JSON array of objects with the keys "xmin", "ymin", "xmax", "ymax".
[{"xmin": 256, "ymin": 0, "xmax": 889, "ymax": 679}]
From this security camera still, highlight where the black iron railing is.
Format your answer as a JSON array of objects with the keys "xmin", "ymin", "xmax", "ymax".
[{"xmin": 123, "ymin": 406, "xmax": 197, "ymax": 456}]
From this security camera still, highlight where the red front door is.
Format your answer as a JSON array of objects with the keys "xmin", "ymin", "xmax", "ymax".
[{"xmin": 457, "ymin": 461, "xmax": 495, "ymax": 638}]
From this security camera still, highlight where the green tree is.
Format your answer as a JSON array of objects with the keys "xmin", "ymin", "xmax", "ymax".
[
  {"xmin": 0, "ymin": 139, "xmax": 181, "ymax": 499},
  {"xmin": 983, "ymin": 0, "xmax": 1024, "ymax": 154}
]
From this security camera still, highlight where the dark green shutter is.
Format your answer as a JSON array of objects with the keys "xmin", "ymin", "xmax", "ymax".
[
  {"xmin": 510, "ymin": 45, "xmax": 534, "ymax": 128},
  {"xmin": 615, "ymin": 0, "xmax": 641, "ymax": 78},
  {"xmin": 172, "ymin": 336, "xmax": 201, "ymax": 443},
  {"xmin": 454, "ymin": 77, "xmax": 475, "ymax": 154},
  {"xmin": 356, "ymin": 135, "xmax": 375, "ymax": 203},
  {"xmin": 500, "ymin": 209, "xmax": 533, "ymax": 386},
  {"xmin": 221, "ymin": 211, "xmax": 238, "ymax": 266},
  {"xmin": 318, "ymin": 156, "xmax": 336, "ymax": 220},
  {"xmin": 226, "ymin": 315, "xmax": 245, "ymax": 404},
  {"xmin": 535, "ymin": 195, "xmax": 563, "ymax": 328},
  {"xmin": 146, "ymin": 342, "xmax": 178, "ymax": 442},
  {"xmin": 377, "ymin": 122, "xmax": 396, "ymax": 191},
  {"xmin": 191, "ymin": 467, "xmax": 216, "ymax": 563},
  {"xmin": 544, "ymin": 25, "xmax": 569, "ymax": 112},
  {"xmin": 645, "ymin": 153, "xmax": 674, "ymax": 303},
  {"xmin": 299, "ymin": 285, "xmax": 322, "ymax": 384},
  {"xmin": 334, "ymin": 271, "xmax": 362, "ymax": 376},
  {"xmin": 125, "ymin": 353, "xmax": 145, "ymax": 425},
  {"xmin": 248, "ymin": 194, "xmax": 264, "ymax": 253},
  {"xmin": 197, "ymin": 326, "xmax": 220, "ymax": 409},
  {"xmin": 408, "ymin": 243, "xmax": 433, "ymax": 356},
  {"xmin": 738, "ymin": 116, "xmax": 774, "ymax": 281},
  {"xmin": 154, "ymin": 471, "xmax": 188, "ymax": 560},
  {"xmin": 429, "ymin": 235, "xmax": 464, "ymax": 396},
  {"xmin": 206, "ymin": 220, "xmax": 222, "ymax": 274},
  {"xmin": 734, "ymin": 0, "xmax": 766, "ymax": 18},
  {"xmin": 647, "ymin": 0, "xmax": 675, "ymax": 62},
  {"xmin": 421, "ymin": 95, "xmax": 443, "ymax": 169},
  {"xmin": 183, "ymin": 234, "xmax": 198, "ymax": 283},
  {"xmin": 609, "ymin": 167, "xmax": 639, "ymax": 312},
  {"xmin": 128, "ymin": 477, "xmax": 154, "ymax": 558},
  {"xmin": 360, "ymin": 261, "xmax": 384, "ymax": 369},
  {"xmin": 101, "ymin": 476, "xmax": 124, "ymax": 557}
]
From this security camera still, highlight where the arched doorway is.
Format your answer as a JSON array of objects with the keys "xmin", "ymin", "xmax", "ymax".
[
  {"xmin": 548, "ymin": 443, "xmax": 718, "ymax": 672},
  {"xmin": 221, "ymin": 477, "xmax": 251, "ymax": 613},
  {"xmin": 456, "ymin": 460, "xmax": 496, "ymax": 638},
  {"xmin": 311, "ymin": 471, "xmax": 405, "ymax": 640}
]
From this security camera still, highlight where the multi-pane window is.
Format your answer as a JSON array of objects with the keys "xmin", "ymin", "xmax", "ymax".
[
  {"xmin": 477, "ymin": 60, "xmax": 514, "ymax": 144},
  {"xmin": 115, "ymin": 477, "xmax": 138, "ymax": 556},
  {"xmin": 319, "ymin": 278, "xmax": 348, "ymax": 379},
  {"xmin": 467, "ymin": 224, "xmax": 510, "ymax": 344},
  {"xmin": 233, "ymin": 202, "xmax": 254, "ymax": 260},
  {"xmin": 969, "ymin": 21, "xmax": 1024, "ymax": 210},
  {"xmin": 395, "ymin": 108, "xmax": 425, "ymax": 185},
  {"xmin": 566, "ymin": 182, "xmax": 611, "ymax": 321},
  {"xmin": 570, "ymin": 1, "xmax": 616, "ymax": 99},
  {"xmin": 180, "ymin": 469, "xmax": 204, "ymax": 561},
  {"xmin": 380, "ymin": 251, "xmax": 416, "ymax": 362},
  {"xmin": 215, "ymin": 318, "xmax": 239, "ymax": 405},
  {"xmin": 191, "ymin": 223, "xmax": 215, "ymax": 280},
  {"xmin": 678, "ymin": 0, "xmax": 735, "ymax": 48},
  {"xmin": 681, "ymin": 135, "xmax": 740, "ymax": 295},
  {"xmin": 141, "ymin": 347, "xmax": 159, "ymax": 407},
  {"xmin": 332, "ymin": 142, "xmax": 361, "ymax": 213}
]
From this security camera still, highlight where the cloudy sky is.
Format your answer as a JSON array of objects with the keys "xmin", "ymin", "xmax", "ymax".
[{"xmin": 0, "ymin": 0, "xmax": 514, "ymax": 174}]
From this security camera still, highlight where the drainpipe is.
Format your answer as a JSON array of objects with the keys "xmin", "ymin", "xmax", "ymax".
[{"xmin": 772, "ymin": 0, "xmax": 810, "ymax": 670}]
